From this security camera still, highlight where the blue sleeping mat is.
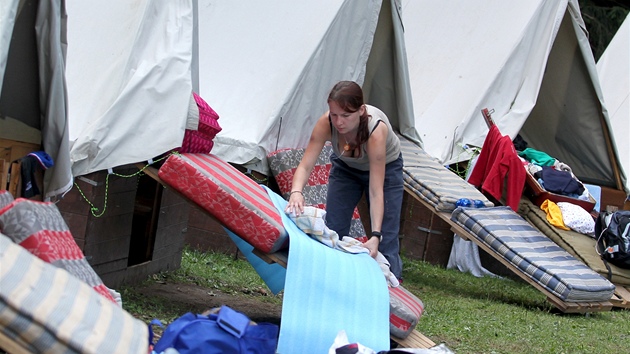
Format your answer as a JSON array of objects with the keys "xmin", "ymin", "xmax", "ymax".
[{"xmin": 450, "ymin": 206, "xmax": 616, "ymax": 302}]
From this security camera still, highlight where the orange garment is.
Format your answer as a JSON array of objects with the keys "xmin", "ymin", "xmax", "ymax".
[
  {"xmin": 540, "ymin": 199, "xmax": 570, "ymax": 230},
  {"xmin": 468, "ymin": 125, "xmax": 526, "ymax": 211}
]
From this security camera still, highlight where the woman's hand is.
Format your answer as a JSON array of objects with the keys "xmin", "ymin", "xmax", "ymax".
[
  {"xmin": 285, "ymin": 190, "xmax": 305, "ymax": 216},
  {"xmin": 363, "ymin": 236, "xmax": 379, "ymax": 258}
]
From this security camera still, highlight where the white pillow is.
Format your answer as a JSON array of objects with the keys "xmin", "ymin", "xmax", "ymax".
[{"xmin": 557, "ymin": 202, "xmax": 595, "ymax": 236}]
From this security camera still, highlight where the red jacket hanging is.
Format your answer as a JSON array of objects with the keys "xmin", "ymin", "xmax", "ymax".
[{"xmin": 468, "ymin": 125, "xmax": 526, "ymax": 211}]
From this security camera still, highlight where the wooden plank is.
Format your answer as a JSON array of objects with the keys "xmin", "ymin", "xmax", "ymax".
[
  {"xmin": 0, "ymin": 159, "xmax": 7, "ymax": 191},
  {"xmin": 0, "ymin": 138, "xmax": 40, "ymax": 163},
  {"xmin": 391, "ymin": 328, "xmax": 436, "ymax": 349},
  {"xmin": 404, "ymin": 185, "xmax": 614, "ymax": 313},
  {"xmin": 8, "ymin": 161, "xmax": 21, "ymax": 198},
  {"xmin": 252, "ymin": 248, "xmax": 288, "ymax": 268},
  {"xmin": 611, "ymin": 285, "xmax": 630, "ymax": 309}
]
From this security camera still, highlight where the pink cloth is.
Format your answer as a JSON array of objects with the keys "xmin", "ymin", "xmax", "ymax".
[{"xmin": 179, "ymin": 92, "xmax": 222, "ymax": 153}]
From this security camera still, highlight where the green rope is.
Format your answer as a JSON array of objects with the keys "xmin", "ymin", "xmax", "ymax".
[
  {"xmin": 447, "ymin": 144, "xmax": 481, "ymax": 179},
  {"xmin": 74, "ymin": 153, "xmax": 175, "ymax": 217},
  {"xmin": 244, "ymin": 168, "xmax": 268, "ymax": 185}
]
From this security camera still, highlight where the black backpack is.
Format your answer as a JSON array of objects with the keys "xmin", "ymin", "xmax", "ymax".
[{"xmin": 595, "ymin": 210, "xmax": 630, "ymax": 278}]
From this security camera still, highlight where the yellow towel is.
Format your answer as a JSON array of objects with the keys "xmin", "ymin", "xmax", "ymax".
[{"xmin": 541, "ymin": 199, "xmax": 570, "ymax": 230}]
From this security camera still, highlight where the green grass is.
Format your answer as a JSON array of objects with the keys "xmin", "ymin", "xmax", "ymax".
[
  {"xmin": 123, "ymin": 248, "xmax": 630, "ymax": 354},
  {"xmin": 401, "ymin": 260, "xmax": 629, "ymax": 353},
  {"xmin": 120, "ymin": 248, "xmax": 282, "ymax": 326}
]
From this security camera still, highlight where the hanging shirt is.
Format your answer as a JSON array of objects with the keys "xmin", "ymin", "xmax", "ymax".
[{"xmin": 468, "ymin": 125, "xmax": 527, "ymax": 211}]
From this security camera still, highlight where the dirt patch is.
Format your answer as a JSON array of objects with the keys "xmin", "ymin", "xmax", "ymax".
[{"xmin": 135, "ymin": 281, "xmax": 283, "ymax": 325}]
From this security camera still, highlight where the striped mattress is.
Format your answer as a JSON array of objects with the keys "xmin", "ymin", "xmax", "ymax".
[
  {"xmin": 399, "ymin": 137, "xmax": 493, "ymax": 212},
  {"xmin": 267, "ymin": 143, "xmax": 366, "ymax": 238},
  {"xmin": 0, "ymin": 233, "xmax": 148, "ymax": 354},
  {"xmin": 450, "ymin": 206, "xmax": 616, "ymax": 302},
  {"xmin": 158, "ymin": 153, "xmax": 289, "ymax": 253}
]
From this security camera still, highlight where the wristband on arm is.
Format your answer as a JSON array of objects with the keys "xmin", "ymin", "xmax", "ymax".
[{"xmin": 371, "ymin": 231, "xmax": 382, "ymax": 242}]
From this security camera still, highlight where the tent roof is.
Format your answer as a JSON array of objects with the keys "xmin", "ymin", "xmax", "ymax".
[
  {"xmin": 403, "ymin": 0, "xmax": 627, "ymax": 191},
  {"xmin": 197, "ymin": 0, "xmax": 383, "ymax": 173},
  {"xmin": 65, "ymin": 0, "xmax": 194, "ymax": 177}
]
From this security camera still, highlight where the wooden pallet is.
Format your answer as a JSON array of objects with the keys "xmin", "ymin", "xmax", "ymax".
[
  {"xmin": 392, "ymin": 328, "xmax": 437, "ymax": 349},
  {"xmin": 610, "ymin": 285, "xmax": 630, "ymax": 309},
  {"xmin": 141, "ymin": 163, "xmax": 437, "ymax": 349},
  {"xmin": 404, "ymin": 186, "xmax": 616, "ymax": 314}
]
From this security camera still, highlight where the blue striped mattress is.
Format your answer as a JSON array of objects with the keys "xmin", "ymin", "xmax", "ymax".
[
  {"xmin": 450, "ymin": 206, "xmax": 616, "ymax": 302},
  {"xmin": 399, "ymin": 137, "xmax": 493, "ymax": 212}
]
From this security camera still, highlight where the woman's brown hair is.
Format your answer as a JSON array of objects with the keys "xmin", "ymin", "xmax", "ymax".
[{"xmin": 328, "ymin": 81, "xmax": 370, "ymax": 146}]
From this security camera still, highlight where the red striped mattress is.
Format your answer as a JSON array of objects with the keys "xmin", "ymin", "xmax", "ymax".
[
  {"xmin": 0, "ymin": 198, "xmax": 117, "ymax": 303},
  {"xmin": 267, "ymin": 144, "xmax": 366, "ymax": 238},
  {"xmin": 158, "ymin": 153, "xmax": 288, "ymax": 253},
  {"xmin": 390, "ymin": 285, "xmax": 425, "ymax": 339}
]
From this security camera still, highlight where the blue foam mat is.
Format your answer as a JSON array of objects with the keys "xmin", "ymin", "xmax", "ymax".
[{"xmin": 262, "ymin": 186, "xmax": 390, "ymax": 353}]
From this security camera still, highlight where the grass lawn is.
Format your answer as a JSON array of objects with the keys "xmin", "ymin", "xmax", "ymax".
[{"xmin": 123, "ymin": 248, "xmax": 630, "ymax": 354}]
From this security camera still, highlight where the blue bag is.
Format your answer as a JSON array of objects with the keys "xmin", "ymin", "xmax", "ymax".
[{"xmin": 152, "ymin": 305, "xmax": 279, "ymax": 354}]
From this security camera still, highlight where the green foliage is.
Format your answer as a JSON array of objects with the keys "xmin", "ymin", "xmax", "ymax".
[{"xmin": 579, "ymin": 0, "xmax": 629, "ymax": 60}]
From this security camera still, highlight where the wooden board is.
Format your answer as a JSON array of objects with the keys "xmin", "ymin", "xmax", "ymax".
[
  {"xmin": 392, "ymin": 328, "xmax": 436, "ymax": 349},
  {"xmin": 610, "ymin": 285, "xmax": 630, "ymax": 309},
  {"xmin": 0, "ymin": 159, "xmax": 7, "ymax": 191},
  {"xmin": 140, "ymin": 163, "xmax": 437, "ymax": 349},
  {"xmin": 0, "ymin": 139, "xmax": 40, "ymax": 164},
  {"xmin": 404, "ymin": 185, "xmax": 615, "ymax": 314},
  {"xmin": 8, "ymin": 161, "xmax": 21, "ymax": 197}
]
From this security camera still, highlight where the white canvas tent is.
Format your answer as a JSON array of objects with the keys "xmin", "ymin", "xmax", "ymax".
[
  {"xmin": 597, "ymin": 13, "xmax": 630, "ymax": 193},
  {"xmin": 402, "ymin": 0, "xmax": 627, "ymax": 192},
  {"xmin": 196, "ymin": 0, "xmax": 420, "ymax": 174},
  {"xmin": 1, "ymin": 0, "xmax": 72, "ymax": 200},
  {"xmin": 2, "ymin": 0, "xmax": 419, "ymax": 199},
  {"xmin": 65, "ymin": 1, "xmax": 194, "ymax": 179},
  {"xmin": 1, "ymin": 0, "xmax": 194, "ymax": 200}
]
